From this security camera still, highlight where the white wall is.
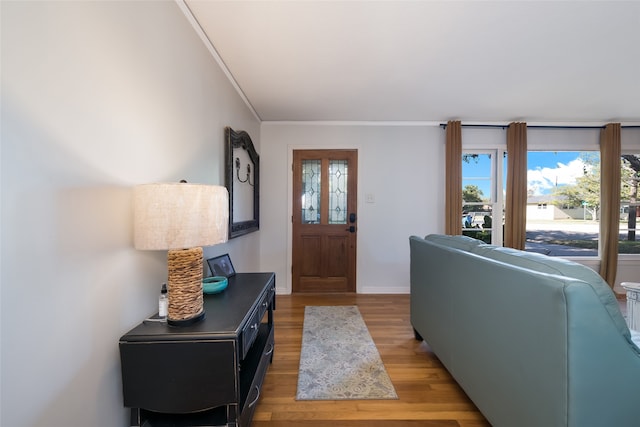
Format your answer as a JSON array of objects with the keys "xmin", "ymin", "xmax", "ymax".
[
  {"xmin": 260, "ymin": 123, "xmax": 445, "ymax": 293},
  {"xmin": 260, "ymin": 124, "xmax": 640, "ymax": 296},
  {"xmin": 1, "ymin": 2, "xmax": 260, "ymax": 426}
]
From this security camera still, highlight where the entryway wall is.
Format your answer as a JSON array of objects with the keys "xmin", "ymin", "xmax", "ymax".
[{"xmin": 259, "ymin": 123, "xmax": 445, "ymax": 294}]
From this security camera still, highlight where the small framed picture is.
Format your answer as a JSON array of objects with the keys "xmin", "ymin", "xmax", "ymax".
[{"xmin": 207, "ymin": 254, "xmax": 236, "ymax": 278}]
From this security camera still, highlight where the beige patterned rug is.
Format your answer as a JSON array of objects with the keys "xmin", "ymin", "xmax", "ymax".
[{"xmin": 296, "ymin": 305, "xmax": 398, "ymax": 400}]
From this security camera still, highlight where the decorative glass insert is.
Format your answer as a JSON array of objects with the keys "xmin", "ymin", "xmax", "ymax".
[
  {"xmin": 302, "ymin": 160, "xmax": 321, "ymax": 224},
  {"xmin": 329, "ymin": 160, "xmax": 348, "ymax": 224}
]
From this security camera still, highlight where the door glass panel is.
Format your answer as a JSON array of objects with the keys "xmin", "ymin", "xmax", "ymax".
[
  {"xmin": 301, "ymin": 160, "xmax": 321, "ymax": 224},
  {"xmin": 329, "ymin": 160, "xmax": 348, "ymax": 224}
]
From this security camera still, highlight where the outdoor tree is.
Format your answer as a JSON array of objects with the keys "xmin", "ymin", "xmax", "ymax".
[
  {"xmin": 463, "ymin": 184, "xmax": 484, "ymax": 202},
  {"xmin": 553, "ymin": 153, "xmax": 600, "ymax": 220},
  {"xmin": 552, "ymin": 154, "xmax": 639, "ymax": 237},
  {"xmin": 462, "ymin": 184, "xmax": 487, "ymax": 214}
]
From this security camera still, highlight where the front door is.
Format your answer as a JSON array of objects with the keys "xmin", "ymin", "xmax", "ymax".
[{"xmin": 292, "ymin": 149, "xmax": 358, "ymax": 293}]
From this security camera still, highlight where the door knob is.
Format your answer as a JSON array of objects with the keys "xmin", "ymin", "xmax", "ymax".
[{"xmin": 346, "ymin": 226, "xmax": 356, "ymax": 233}]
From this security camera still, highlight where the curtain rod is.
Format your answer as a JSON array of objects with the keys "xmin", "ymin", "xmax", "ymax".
[{"xmin": 439, "ymin": 123, "xmax": 640, "ymax": 130}]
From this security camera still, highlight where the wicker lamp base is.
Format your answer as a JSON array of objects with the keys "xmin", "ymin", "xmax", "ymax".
[{"xmin": 167, "ymin": 247, "xmax": 205, "ymax": 326}]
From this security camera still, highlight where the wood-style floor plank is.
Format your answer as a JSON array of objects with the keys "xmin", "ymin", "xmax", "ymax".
[{"xmin": 253, "ymin": 294, "xmax": 490, "ymax": 427}]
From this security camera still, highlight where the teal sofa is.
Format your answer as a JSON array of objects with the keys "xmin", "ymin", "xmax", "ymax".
[{"xmin": 410, "ymin": 234, "xmax": 640, "ymax": 427}]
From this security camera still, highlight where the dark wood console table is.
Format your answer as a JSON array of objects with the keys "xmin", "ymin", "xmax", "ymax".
[{"xmin": 119, "ymin": 272, "xmax": 276, "ymax": 427}]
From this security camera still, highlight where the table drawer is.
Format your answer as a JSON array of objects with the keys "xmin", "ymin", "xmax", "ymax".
[
  {"xmin": 241, "ymin": 306, "xmax": 261, "ymax": 360},
  {"xmin": 240, "ymin": 283, "xmax": 274, "ymax": 360}
]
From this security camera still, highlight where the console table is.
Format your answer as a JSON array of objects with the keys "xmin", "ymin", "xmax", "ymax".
[{"xmin": 119, "ymin": 272, "xmax": 276, "ymax": 427}]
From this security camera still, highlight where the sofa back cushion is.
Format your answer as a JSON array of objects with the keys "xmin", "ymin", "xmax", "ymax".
[
  {"xmin": 424, "ymin": 234, "xmax": 485, "ymax": 252},
  {"xmin": 470, "ymin": 245, "xmax": 632, "ymax": 344}
]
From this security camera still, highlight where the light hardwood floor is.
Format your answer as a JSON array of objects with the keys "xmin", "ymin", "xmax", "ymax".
[{"xmin": 253, "ymin": 294, "xmax": 491, "ymax": 427}]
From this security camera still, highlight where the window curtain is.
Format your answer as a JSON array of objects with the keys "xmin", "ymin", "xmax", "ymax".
[
  {"xmin": 599, "ymin": 123, "xmax": 621, "ymax": 288},
  {"xmin": 445, "ymin": 120, "xmax": 462, "ymax": 235},
  {"xmin": 504, "ymin": 122, "xmax": 527, "ymax": 249}
]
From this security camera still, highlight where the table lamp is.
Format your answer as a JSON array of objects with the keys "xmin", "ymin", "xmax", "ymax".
[{"xmin": 133, "ymin": 182, "xmax": 228, "ymax": 326}]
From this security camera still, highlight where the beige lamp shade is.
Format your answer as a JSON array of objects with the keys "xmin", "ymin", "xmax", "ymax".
[
  {"xmin": 133, "ymin": 182, "xmax": 229, "ymax": 326},
  {"xmin": 133, "ymin": 183, "xmax": 229, "ymax": 250}
]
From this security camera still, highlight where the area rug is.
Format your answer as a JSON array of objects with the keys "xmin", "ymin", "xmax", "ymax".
[{"xmin": 296, "ymin": 305, "xmax": 398, "ymax": 400}]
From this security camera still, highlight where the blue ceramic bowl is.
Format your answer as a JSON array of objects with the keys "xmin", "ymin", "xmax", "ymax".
[{"xmin": 203, "ymin": 276, "xmax": 228, "ymax": 294}]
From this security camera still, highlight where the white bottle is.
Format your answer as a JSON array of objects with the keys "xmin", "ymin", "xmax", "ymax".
[{"xmin": 158, "ymin": 283, "xmax": 168, "ymax": 320}]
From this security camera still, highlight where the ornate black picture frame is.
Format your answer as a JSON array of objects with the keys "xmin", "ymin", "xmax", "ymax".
[{"xmin": 225, "ymin": 127, "xmax": 259, "ymax": 239}]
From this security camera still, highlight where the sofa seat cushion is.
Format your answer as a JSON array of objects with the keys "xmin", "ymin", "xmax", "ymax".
[{"xmin": 470, "ymin": 245, "xmax": 633, "ymax": 346}]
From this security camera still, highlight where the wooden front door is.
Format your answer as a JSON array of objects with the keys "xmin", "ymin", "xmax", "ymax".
[{"xmin": 292, "ymin": 149, "xmax": 358, "ymax": 293}]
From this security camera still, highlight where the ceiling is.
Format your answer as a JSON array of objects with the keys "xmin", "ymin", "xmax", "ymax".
[{"xmin": 184, "ymin": 1, "xmax": 640, "ymax": 124}]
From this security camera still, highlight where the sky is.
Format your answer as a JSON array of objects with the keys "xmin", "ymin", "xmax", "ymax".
[
  {"xmin": 462, "ymin": 151, "xmax": 593, "ymax": 199},
  {"xmin": 527, "ymin": 152, "xmax": 589, "ymax": 196}
]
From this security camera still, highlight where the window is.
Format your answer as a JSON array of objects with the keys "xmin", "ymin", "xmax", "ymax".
[
  {"xmin": 461, "ymin": 150, "xmax": 505, "ymax": 245},
  {"xmin": 461, "ymin": 127, "xmax": 640, "ymax": 260},
  {"xmin": 619, "ymin": 153, "xmax": 640, "ymax": 254},
  {"xmin": 525, "ymin": 151, "xmax": 599, "ymax": 257}
]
